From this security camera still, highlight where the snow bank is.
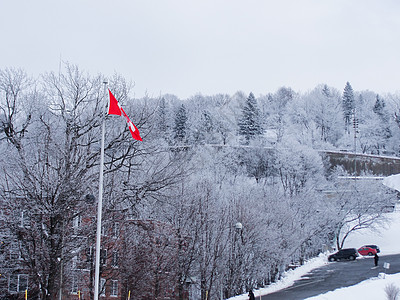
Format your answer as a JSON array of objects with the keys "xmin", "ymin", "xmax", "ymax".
[
  {"xmin": 305, "ymin": 273, "xmax": 400, "ymax": 300},
  {"xmin": 227, "ymin": 253, "xmax": 329, "ymax": 300},
  {"xmin": 383, "ymin": 173, "xmax": 400, "ymax": 192}
]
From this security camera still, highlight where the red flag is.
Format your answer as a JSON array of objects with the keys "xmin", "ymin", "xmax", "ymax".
[{"xmin": 108, "ymin": 90, "xmax": 142, "ymax": 141}]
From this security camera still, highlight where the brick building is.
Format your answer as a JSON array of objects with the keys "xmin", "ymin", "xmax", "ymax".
[{"xmin": 1, "ymin": 200, "xmax": 192, "ymax": 300}]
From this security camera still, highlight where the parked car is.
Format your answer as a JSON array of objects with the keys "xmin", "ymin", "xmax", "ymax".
[
  {"xmin": 358, "ymin": 246, "xmax": 377, "ymax": 256},
  {"xmin": 328, "ymin": 248, "xmax": 359, "ymax": 262},
  {"xmin": 358, "ymin": 244, "xmax": 380, "ymax": 255},
  {"xmin": 366, "ymin": 245, "xmax": 380, "ymax": 253}
]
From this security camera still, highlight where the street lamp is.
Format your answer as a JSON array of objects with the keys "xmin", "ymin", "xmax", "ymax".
[
  {"xmin": 235, "ymin": 222, "xmax": 243, "ymax": 232},
  {"xmin": 233, "ymin": 222, "xmax": 244, "ymax": 295},
  {"xmin": 235, "ymin": 222, "xmax": 244, "ymax": 243},
  {"xmin": 224, "ymin": 222, "xmax": 245, "ymax": 299}
]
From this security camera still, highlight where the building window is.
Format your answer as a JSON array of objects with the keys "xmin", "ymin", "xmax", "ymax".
[
  {"xmin": 112, "ymin": 222, "xmax": 120, "ymax": 238},
  {"xmin": 111, "ymin": 280, "xmax": 118, "ymax": 297},
  {"xmin": 73, "ymin": 215, "xmax": 82, "ymax": 234},
  {"xmin": 100, "ymin": 249, "xmax": 107, "ymax": 266},
  {"xmin": 71, "ymin": 274, "xmax": 78, "ymax": 294},
  {"xmin": 10, "ymin": 249, "xmax": 20, "ymax": 260},
  {"xmin": 20, "ymin": 211, "xmax": 30, "ymax": 227},
  {"xmin": 101, "ymin": 224, "xmax": 109, "ymax": 236},
  {"xmin": 8, "ymin": 274, "xmax": 28, "ymax": 293},
  {"xmin": 100, "ymin": 278, "xmax": 106, "ymax": 297},
  {"xmin": 86, "ymin": 247, "xmax": 93, "ymax": 262},
  {"xmin": 112, "ymin": 251, "xmax": 118, "ymax": 268},
  {"xmin": 10, "ymin": 240, "xmax": 24, "ymax": 260},
  {"xmin": 72, "ymin": 255, "xmax": 78, "ymax": 269},
  {"xmin": 14, "ymin": 210, "xmax": 30, "ymax": 228}
]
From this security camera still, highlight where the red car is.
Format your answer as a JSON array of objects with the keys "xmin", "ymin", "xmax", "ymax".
[{"xmin": 358, "ymin": 246, "xmax": 378, "ymax": 256}]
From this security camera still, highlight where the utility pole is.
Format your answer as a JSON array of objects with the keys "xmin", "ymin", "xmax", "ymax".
[
  {"xmin": 353, "ymin": 109, "xmax": 359, "ymax": 175},
  {"xmin": 59, "ymin": 221, "xmax": 64, "ymax": 300}
]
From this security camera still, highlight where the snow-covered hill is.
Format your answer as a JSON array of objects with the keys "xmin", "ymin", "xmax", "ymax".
[
  {"xmin": 229, "ymin": 174, "xmax": 400, "ymax": 300},
  {"xmin": 304, "ymin": 204, "xmax": 400, "ymax": 300}
]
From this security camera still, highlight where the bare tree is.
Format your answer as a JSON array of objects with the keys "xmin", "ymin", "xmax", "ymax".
[
  {"xmin": 0, "ymin": 65, "xmax": 187, "ymax": 299},
  {"xmin": 327, "ymin": 169, "xmax": 395, "ymax": 250}
]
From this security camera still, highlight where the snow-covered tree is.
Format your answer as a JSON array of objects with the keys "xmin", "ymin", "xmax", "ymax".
[
  {"xmin": 342, "ymin": 82, "xmax": 355, "ymax": 134},
  {"xmin": 294, "ymin": 84, "xmax": 343, "ymax": 146},
  {"xmin": 372, "ymin": 94, "xmax": 391, "ymax": 153},
  {"xmin": 373, "ymin": 94, "xmax": 385, "ymax": 116},
  {"xmin": 2, "ymin": 64, "xmax": 399, "ymax": 299},
  {"xmin": 173, "ymin": 104, "xmax": 188, "ymax": 143},
  {"xmin": 0, "ymin": 65, "xmax": 105, "ymax": 298},
  {"xmin": 0, "ymin": 65, "xmax": 188, "ymax": 299},
  {"xmin": 354, "ymin": 92, "xmax": 392, "ymax": 155},
  {"xmin": 238, "ymin": 92, "xmax": 263, "ymax": 144},
  {"xmin": 326, "ymin": 169, "xmax": 396, "ymax": 250},
  {"xmin": 155, "ymin": 97, "xmax": 170, "ymax": 137},
  {"xmin": 275, "ymin": 138, "xmax": 324, "ymax": 196},
  {"xmin": 261, "ymin": 87, "xmax": 295, "ymax": 143}
]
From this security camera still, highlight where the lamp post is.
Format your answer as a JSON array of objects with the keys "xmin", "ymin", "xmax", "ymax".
[
  {"xmin": 225, "ymin": 222, "xmax": 244, "ymax": 299},
  {"xmin": 234, "ymin": 222, "xmax": 244, "ymax": 295},
  {"xmin": 58, "ymin": 220, "xmax": 65, "ymax": 300},
  {"xmin": 235, "ymin": 222, "xmax": 243, "ymax": 243},
  {"xmin": 353, "ymin": 109, "xmax": 358, "ymax": 175}
]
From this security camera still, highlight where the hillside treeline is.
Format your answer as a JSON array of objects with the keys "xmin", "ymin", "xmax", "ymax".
[{"xmin": 0, "ymin": 65, "xmax": 397, "ymax": 299}]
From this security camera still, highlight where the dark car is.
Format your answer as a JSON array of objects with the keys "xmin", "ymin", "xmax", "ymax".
[
  {"xmin": 328, "ymin": 248, "xmax": 359, "ymax": 262},
  {"xmin": 358, "ymin": 246, "xmax": 378, "ymax": 256}
]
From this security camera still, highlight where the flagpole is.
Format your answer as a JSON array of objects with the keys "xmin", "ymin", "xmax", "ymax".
[{"xmin": 94, "ymin": 81, "xmax": 108, "ymax": 300}]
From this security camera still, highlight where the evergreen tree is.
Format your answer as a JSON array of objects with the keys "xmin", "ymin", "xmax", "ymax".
[
  {"xmin": 157, "ymin": 97, "xmax": 169, "ymax": 133},
  {"xmin": 155, "ymin": 97, "xmax": 171, "ymax": 141},
  {"xmin": 238, "ymin": 92, "xmax": 263, "ymax": 144},
  {"xmin": 322, "ymin": 84, "xmax": 330, "ymax": 97},
  {"xmin": 371, "ymin": 94, "xmax": 391, "ymax": 153},
  {"xmin": 202, "ymin": 110, "xmax": 213, "ymax": 134},
  {"xmin": 174, "ymin": 104, "xmax": 188, "ymax": 142},
  {"xmin": 373, "ymin": 94, "xmax": 385, "ymax": 117},
  {"xmin": 342, "ymin": 82, "xmax": 355, "ymax": 134}
]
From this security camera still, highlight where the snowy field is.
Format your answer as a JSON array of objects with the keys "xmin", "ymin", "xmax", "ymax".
[{"xmin": 228, "ymin": 174, "xmax": 400, "ymax": 300}]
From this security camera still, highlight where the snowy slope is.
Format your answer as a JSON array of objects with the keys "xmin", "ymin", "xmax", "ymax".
[
  {"xmin": 305, "ymin": 273, "xmax": 400, "ymax": 300},
  {"xmin": 344, "ymin": 205, "xmax": 400, "ymax": 256},
  {"xmin": 304, "ymin": 205, "xmax": 400, "ymax": 300},
  {"xmin": 228, "ymin": 174, "xmax": 400, "ymax": 300}
]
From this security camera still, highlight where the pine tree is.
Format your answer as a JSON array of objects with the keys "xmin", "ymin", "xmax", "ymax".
[
  {"xmin": 322, "ymin": 84, "xmax": 330, "ymax": 97},
  {"xmin": 174, "ymin": 104, "xmax": 188, "ymax": 142},
  {"xmin": 155, "ymin": 97, "xmax": 171, "ymax": 142},
  {"xmin": 238, "ymin": 92, "xmax": 263, "ymax": 144},
  {"xmin": 342, "ymin": 82, "xmax": 354, "ymax": 134},
  {"xmin": 373, "ymin": 94, "xmax": 385, "ymax": 117},
  {"xmin": 157, "ymin": 97, "xmax": 169, "ymax": 133},
  {"xmin": 371, "ymin": 94, "xmax": 391, "ymax": 153}
]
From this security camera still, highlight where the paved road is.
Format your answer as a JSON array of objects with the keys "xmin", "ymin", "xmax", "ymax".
[{"xmin": 261, "ymin": 254, "xmax": 400, "ymax": 300}]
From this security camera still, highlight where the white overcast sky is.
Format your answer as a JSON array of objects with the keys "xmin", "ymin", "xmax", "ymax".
[{"xmin": 1, "ymin": 0, "xmax": 400, "ymax": 99}]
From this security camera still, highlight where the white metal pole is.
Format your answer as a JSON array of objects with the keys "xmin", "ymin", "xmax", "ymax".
[{"xmin": 94, "ymin": 81, "xmax": 108, "ymax": 300}]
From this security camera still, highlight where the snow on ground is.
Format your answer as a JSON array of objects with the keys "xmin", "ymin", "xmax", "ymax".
[
  {"xmin": 344, "ymin": 173, "xmax": 400, "ymax": 256},
  {"xmin": 229, "ymin": 254, "xmax": 328, "ymax": 300},
  {"xmin": 304, "ymin": 205, "xmax": 400, "ymax": 300},
  {"xmin": 228, "ymin": 174, "xmax": 400, "ymax": 300},
  {"xmin": 383, "ymin": 173, "xmax": 400, "ymax": 192},
  {"xmin": 227, "ymin": 253, "xmax": 330, "ymax": 300},
  {"xmin": 344, "ymin": 205, "xmax": 400, "ymax": 256},
  {"xmin": 305, "ymin": 273, "xmax": 400, "ymax": 300}
]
